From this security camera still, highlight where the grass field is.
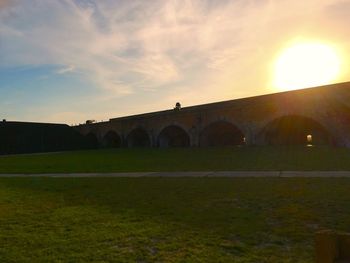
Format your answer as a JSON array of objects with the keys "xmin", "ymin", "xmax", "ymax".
[
  {"xmin": 0, "ymin": 146, "xmax": 350, "ymax": 173},
  {"xmin": 0, "ymin": 177, "xmax": 349, "ymax": 262}
]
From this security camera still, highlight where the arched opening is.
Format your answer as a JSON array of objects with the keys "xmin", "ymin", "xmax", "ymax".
[
  {"xmin": 126, "ymin": 128, "xmax": 150, "ymax": 147},
  {"xmin": 102, "ymin": 130, "xmax": 121, "ymax": 148},
  {"xmin": 158, "ymin": 125, "xmax": 190, "ymax": 147},
  {"xmin": 85, "ymin": 132, "xmax": 98, "ymax": 149},
  {"xmin": 262, "ymin": 115, "xmax": 331, "ymax": 146},
  {"xmin": 200, "ymin": 121, "xmax": 245, "ymax": 147}
]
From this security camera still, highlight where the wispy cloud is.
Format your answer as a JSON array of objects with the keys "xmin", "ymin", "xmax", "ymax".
[
  {"xmin": 0, "ymin": 0, "xmax": 349, "ymax": 122},
  {"xmin": 56, "ymin": 65, "xmax": 75, "ymax": 74}
]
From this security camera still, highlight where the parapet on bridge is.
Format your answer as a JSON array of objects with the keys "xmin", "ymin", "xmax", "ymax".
[{"xmin": 75, "ymin": 82, "xmax": 350, "ymax": 148}]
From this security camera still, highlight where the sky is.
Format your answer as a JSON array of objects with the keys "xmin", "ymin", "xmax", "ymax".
[{"xmin": 1, "ymin": 0, "xmax": 350, "ymax": 124}]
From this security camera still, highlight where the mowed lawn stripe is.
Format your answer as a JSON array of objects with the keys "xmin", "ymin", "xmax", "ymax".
[{"xmin": 1, "ymin": 146, "xmax": 350, "ymax": 174}]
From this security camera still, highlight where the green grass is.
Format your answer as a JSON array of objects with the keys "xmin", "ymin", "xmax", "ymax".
[
  {"xmin": 0, "ymin": 177, "xmax": 349, "ymax": 262},
  {"xmin": 1, "ymin": 146, "xmax": 350, "ymax": 173}
]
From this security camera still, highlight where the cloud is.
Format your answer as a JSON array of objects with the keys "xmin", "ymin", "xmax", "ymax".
[
  {"xmin": 1, "ymin": 0, "xmax": 350, "ymax": 123},
  {"xmin": 56, "ymin": 65, "xmax": 75, "ymax": 74}
]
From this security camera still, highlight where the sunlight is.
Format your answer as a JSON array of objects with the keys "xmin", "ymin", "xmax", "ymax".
[{"xmin": 274, "ymin": 42, "xmax": 341, "ymax": 91}]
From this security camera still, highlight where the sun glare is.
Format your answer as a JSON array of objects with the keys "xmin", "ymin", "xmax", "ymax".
[{"xmin": 274, "ymin": 42, "xmax": 341, "ymax": 91}]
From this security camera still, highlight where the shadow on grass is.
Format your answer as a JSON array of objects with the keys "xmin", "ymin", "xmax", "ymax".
[{"xmin": 1, "ymin": 177, "xmax": 350, "ymax": 262}]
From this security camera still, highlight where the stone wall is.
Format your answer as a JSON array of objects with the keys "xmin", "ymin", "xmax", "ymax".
[{"xmin": 75, "ymin": 82, "xmax": 350, "ymax": 148}]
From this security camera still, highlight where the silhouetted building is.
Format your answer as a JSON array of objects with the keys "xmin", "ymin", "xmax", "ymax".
[{"xmin": 0, "ymin": 121, "xmax": 94, "ymax": 155}]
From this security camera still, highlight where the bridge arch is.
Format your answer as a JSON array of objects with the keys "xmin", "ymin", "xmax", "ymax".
[
  {"xmin": 102, "ymin": 130, "xmax": 122, "ymax": 148},
  {"xmin": 199, "ymin": 120, "xmax": 245, "ymax": 147},
  {"xmin": 259, "ymin": 114, "xmax": 333, "ymax": 145},
  {"xmin": 126, "ymin": 127, "xmax": 151, "ymax": 147},
  {"xmin": 157, "ymin": 125, "xmax": 190, "ymax": 147}
]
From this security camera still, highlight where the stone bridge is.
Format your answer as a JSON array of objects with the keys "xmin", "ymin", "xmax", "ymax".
[{"xmin": 74, "ymin": 82, "xmax": 350, "ymax": 148}]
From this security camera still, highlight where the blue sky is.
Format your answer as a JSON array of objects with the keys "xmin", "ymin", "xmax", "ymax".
[{"xmin": 1, "ymin": 0, "xmax": 350, "ymax": 124}]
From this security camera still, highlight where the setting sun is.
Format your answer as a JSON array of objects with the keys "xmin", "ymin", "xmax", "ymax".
[{"xmin": 274, "ymin": 42, "xmax": 341, "ymax": 91}]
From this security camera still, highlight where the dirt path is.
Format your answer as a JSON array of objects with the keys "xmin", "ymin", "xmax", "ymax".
[{"xmin": 1, "ymin": 171, "xmax": 350, "ymax": 177}]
